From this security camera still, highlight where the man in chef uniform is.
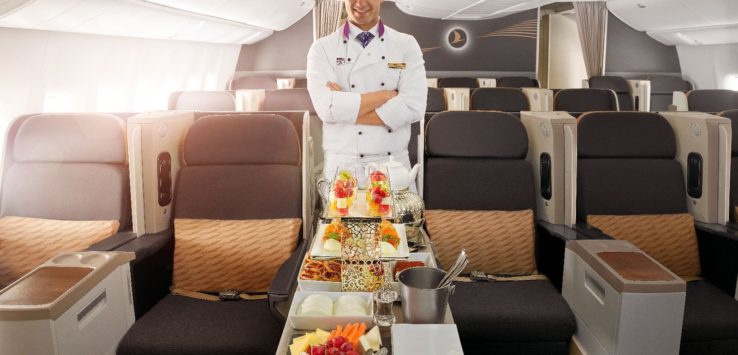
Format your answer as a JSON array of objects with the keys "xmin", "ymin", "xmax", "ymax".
[{"xmin": 307, "ymin": 0, "xmax": 427, "ymax": 188}]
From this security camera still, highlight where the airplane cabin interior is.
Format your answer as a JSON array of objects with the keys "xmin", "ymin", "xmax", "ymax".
[{"xmin": 0, "ymin": 0, "xmax": 738, "ymax": 354}]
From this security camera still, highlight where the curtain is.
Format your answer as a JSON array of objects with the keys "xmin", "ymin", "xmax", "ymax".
[
  {"xmin": 573, "ymin": 1, "xmax": 608, "ymax": 78},
  {"xmin": 313, "ymin": 0, "xmax": 345, "ymax": 40}
]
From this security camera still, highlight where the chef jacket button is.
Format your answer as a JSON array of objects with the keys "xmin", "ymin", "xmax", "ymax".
[
  {"xmin": 381, "ymin": 82, "xmax": 385, "ymax": 86},
  {"xmin": 358, "ymin": 131, "xmax": 363, "ymax": 135},
  {"xmin": 360, "ymin": 154, "xmax": 365, "ymax": 158},
  {"xmin": 347, "ymin": 58, "xmax": 351, "ymax": 62},
  {"xmin": 388, "ymin": 129, "xmax": 393, "ymax": 133},
  {"xmin": 382, "ymin": 56, "xmax": 385, "ymax": 60},
  {"xmin": 381, "ymin": 38, "xmax": 384, "ymax": 42},
  {"xmin": 343, "ymin": 40, "xmax": 347, "ymax": 43},
  {"xmin": 387, "ymin": 152, "xmax": 391, "ymax": 155},
  {"xmin": 351, "ymin": 84, "xmax": 355, "ymax": 88}
]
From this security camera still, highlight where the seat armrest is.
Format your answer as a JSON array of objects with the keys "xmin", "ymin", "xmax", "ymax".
[
  {"xmin": 695, "ymin": 222, "xmax": 738, "ymax": 298},
  {"xmin": 85, "ymin": 231, "xmax": 138, "ymax": 252},
  {"xmin": 269, "ymin": 238, "xmax": 309, "ymax": 322},
  {"xmin": 571, "ymin": 222, "xmax": 613, "ymax": 240},
  {"xmin": 113, "ymin": 230, "xmax": 175, "ymax": 318}
]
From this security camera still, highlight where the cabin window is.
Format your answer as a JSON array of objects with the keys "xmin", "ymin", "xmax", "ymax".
[{"xmin": 725, "ymin": 74, "xmax": 738, "ymax": 91}]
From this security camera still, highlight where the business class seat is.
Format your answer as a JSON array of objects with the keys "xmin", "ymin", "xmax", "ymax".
[
  {"xmin": 470, "ymin": 87, "xmax": 530, "ymax": 114},
  {"xmin": 649, "ymin": 75, "xmax": 693, "ymax": 112},
  {"xmin": 117, "ymin": 114, "xmax": 303, "ymax": 355},
  {"xmin": 438, "ymin": 77, "xmax": 479, "ymax": 88},
  {"xmin": 687, "ymin": 89, "xmax": 738, "ymax": 113},
  {"xmin": 576, "ymin": 111, "xmax": 738, "ymax": 355},
  {"xmin": 497, "ymin": 76, "xmax": 539, "ymax": 88},
  {"xmin": 588, "ymin": 75, "xmax": 634, "ymax": 110},
  {"xmin": 553, "ymin": 88, "xmax": 618, "ymax": 117},
  {"xmin": 229, "ymin": 76, "xmax": 278, "ymax": 90},
  {"xmin": 0, "ymin": 113, "xmax": 132, "ymax": 288},
  {"xmin": 423, "ymin": 111, "xmax": 576, "ymax": 355},
  {"xmin": 168, "ymin": 91, "xmax": 237, "ymax": 111}
]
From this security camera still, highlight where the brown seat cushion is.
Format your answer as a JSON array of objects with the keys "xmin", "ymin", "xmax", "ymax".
[
  {"xmin": 425, "ymin": 209, "xmax": 535, "ymax": 275},
  {"xmin": 173, "ymin": 218, "xmax": 301, "ymax": 293},
  {"xmin": 0, "ymin": 216, "xmax": 119, "ymax": 287}
]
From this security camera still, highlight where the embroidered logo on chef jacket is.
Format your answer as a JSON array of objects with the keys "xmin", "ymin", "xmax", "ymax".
[
  {"xmin": 388, "ymin": 63, "xmax": 406, "ymax": 69},
  {"xmin": 336, "ymin": 57, "xmax": 347, "ymax": 65}
]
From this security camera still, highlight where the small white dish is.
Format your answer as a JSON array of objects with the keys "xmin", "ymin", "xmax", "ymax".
[
  {"xmin": 289, "ymin": 291, "xmax": 373, "ymax": 330},
  {"xmin": 310, "ymin": 223, "xmax": 410, "ymax": 259},
  {"xmin": 391, "ymin": 324, "xmax": 464, "ymax": 355}
]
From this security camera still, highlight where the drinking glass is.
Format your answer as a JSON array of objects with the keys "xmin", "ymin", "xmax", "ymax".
[{"xmin": 373, "ymin": 288, "xmax": 397, "ymax": 327}]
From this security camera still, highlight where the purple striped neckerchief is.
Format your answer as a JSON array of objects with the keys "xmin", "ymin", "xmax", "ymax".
[{"xmin": 343, "ymin": 19, "xmax": 385, "ymax": 42}]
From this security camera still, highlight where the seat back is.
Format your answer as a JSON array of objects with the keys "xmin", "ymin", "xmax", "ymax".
[
  {"xmin": 471, "ymin": 88, "xmax": 530, "ymax": 112},
  {"xmin": 438, "ymin": 77, "xmax": 479, "ymax": 88},
  {"xmin": 230, "ymin": 76, "xmax": 277, "ymax": 90},
  {"xmin": 718, "ymin": 109, "xmax": 738, "ymax": 221},
  {"xmin": 497, "ymin": 76, "xmax": 539, "ymax": 88},
  {"xmin": 172, "ymin": 114, "xmax": 301, "ymax": 293},
  {"xmin": 424, "ymin": 111, "xmax": 536, "ymax": 274},
  {"xmin": 263, "ymin": 88, "xmax": 315, "ymax": 113},
  {"xmin": 0, "ymin": 113, "xmax": 130, "ymax": 286},
  {"xmin": 648, "ymin": 76, "xmax": 692, "ymax": 112},
  {"xmin": 687, "ymin": 90, "xmax": 738, "ymax": 113},
  {"xmin": 169, "ymin": 91, "xmax": 237, "ymax": 111},
  {"xmin": 589, "ymin": 76, "xmax": 634, "ymax": 110},
  {"xmin": 426, "ymin": 87, "xmax": 446, "ymax": 113},
  {"xmin": 577, "ymin": 111, "xmax": 699, "ymax": 276},
  {"xmin": 554, "ymin": 88, "xmax": 618, "ymax": 117}
]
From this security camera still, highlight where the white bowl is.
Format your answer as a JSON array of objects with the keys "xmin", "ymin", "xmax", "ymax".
[{"xmin": 289, "ymin": 291, "xmax": 374, "ymax": 330}]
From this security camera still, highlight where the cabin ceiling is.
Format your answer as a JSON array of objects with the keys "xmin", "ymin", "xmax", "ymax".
[
  {"xmin": 392, "ymin": 0, "xmax": 547, "ymax": 20},
  {"xmin": 0, "ymin": 0, "xmax": 734, "ymax": 47},
  {"xmin": 0, "ymin": 0, "xmax": 313, "ymax": 44},
  {"xmin": 607, "ymin": 0, "xmax": 738, "ymax": 46}
]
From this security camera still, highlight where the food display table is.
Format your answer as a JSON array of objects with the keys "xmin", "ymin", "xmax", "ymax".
[{"xmin": 275, "ymin": 229, "xmax": 458, "ymax": 355}]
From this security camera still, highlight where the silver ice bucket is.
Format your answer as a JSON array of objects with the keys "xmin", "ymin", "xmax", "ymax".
[{"xmin": 398, "ymin": 267, "xmax": 455, "ymax": 324}]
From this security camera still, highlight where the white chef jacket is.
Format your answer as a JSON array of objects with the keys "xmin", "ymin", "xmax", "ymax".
[{"xmin": 307, "ymin": 20, "xmax": 427, "ymax": 182}]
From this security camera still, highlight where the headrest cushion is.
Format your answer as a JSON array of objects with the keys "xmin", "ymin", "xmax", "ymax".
[
  {"xmin": 426, "ymin": 88, "xmax": 446, "ymax": 112},
  {"xmin": 649, "ymin": 76, "xmax": 692, "ymax": 94},
  {"xmin": 426, "ymin": 111, "xmax": 527, "ymax": 158},
  {"xmin": 184, "ymin": 114, "xmax": 299, "ymax": 166},
  {"xmin": 471, "ymin": 88, "xmax": 530, "ymax": 111},
  {"xmin": 554, "ymin": 89, "xmax": 617, "ymax": 113},
  {"xmin": 687, "ymin": 90, "xmax": 738, "ymax": 113},
  {"xmin": 589, "ymin": 76, "xmax": 630, "ymax": 93},
  {"xmin": 578, "ymin": 112, "xmax": 676, "ymax": 159},
  {"xmin": 262, "ymin": 88, "xmax": 315, "ymax": 113},
  {"xmin": 13, "ymin": 113, "xmax": 126, "ymax": 163}
]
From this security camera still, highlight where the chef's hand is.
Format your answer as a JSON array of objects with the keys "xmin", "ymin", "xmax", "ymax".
[{"xmin": 326, "ymin": 81, "xmax": 342, "ymax": 91}]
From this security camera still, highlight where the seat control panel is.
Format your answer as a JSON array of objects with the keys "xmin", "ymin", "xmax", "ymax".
[
  {"xmin": 157, "ymin": 152, "xmax": 172, "ymax": 206},
  {"xmin": 687, "ymin": 152, "xmax": 702, "ymax": 199},
  {"xmin": 540, "ymin": 153, "xmax": 552, "ymax": 200}
]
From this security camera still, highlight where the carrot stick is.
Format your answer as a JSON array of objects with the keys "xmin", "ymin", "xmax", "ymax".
[
  {"xmin": 329, "ymin": 329, "xmax": 336, "ymax": 340},
  {"xmin": 347, "ymin": 322, "xmax": 361, "ymax": 345},
  {"xmin": 334, "ymin": 325, "xmax": 342, "ymax": 339},
  {"xmin": 341, "ymin": 323, "xmax": 354, "ymax": 338},
  {"xmin": 348, "ymin": 325, "xmax": 364, "ymax": 347}
]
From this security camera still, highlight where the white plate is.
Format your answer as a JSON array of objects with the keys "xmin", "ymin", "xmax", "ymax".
[
  {"xmin": 297, "ymin": 252, "xmax": 436, "ymax": 293},
  {"xmin": 289, "ymin": 291, "xmax": 374, "ymax": 330},
  {"xmin": 310, "ymin": 223, "xmax": 410, "ymax": 259},
  {"xmin": 391, "ymin": 324, "xmax": 464, "ymax": 355}
]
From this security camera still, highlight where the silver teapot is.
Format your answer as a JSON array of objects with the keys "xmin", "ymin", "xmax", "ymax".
[{"xmin": 392, "ymin": 189, "xmax": 425, "ymax": 246}]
